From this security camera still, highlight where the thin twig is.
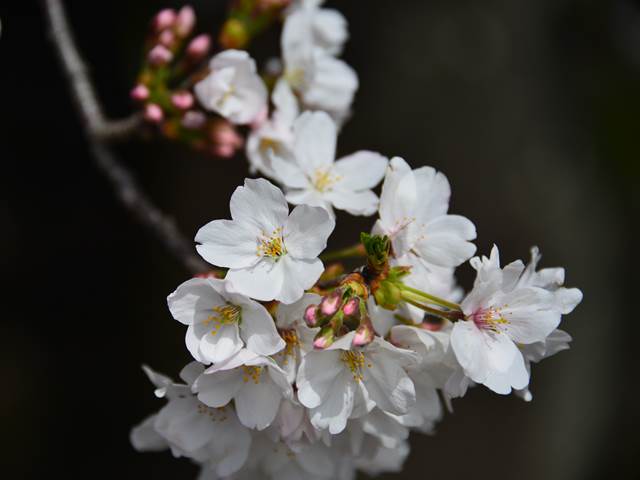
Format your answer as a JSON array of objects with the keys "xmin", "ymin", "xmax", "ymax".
[
  {"xmin": 90, "ymin": 143, "xmax": 210, "ymax": 274},
  {"xmin": 42, "ymin": 0, "xmax": 209, "ymax": 275}
]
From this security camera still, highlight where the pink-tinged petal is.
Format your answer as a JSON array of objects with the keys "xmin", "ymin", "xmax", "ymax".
[
  {"xmin": 284, "ymin": 204, "xmax": 335, "ymax": 259},
  {"xmin": 195, "ymin": 220, "xmax": 259, "ymax": 269},
  {"xmin": 333, "ymin": 151, "xmax": 388, "ymax": 190},
  {"xmin": 229, "ymin": 178, "xmax": 289, "ymax": 233}
]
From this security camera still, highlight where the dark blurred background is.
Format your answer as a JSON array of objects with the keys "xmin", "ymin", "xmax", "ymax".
[{"xmin": 1, "ymin": 0, "xmax": 638, "ymax": 478}]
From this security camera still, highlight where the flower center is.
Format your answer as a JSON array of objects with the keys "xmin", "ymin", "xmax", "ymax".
[
  {"xmin": 197, "ymin": 404, "xmax": 229, "ymax": 422},
  {"xmin": 285, "ymin": 68, "xmax": 306, "ymax": 89},
  {"xmin": 204, "ymin": 303, "xmax": 241, "ymax": 336},
  {"xmin": 259, "ymin": 137, "xmax": 280, "ymax": 155},
  {"xmin": 340, "ymin": 350, "xmax": 371, "ymax": 382},
  {"xmin": 278, "ymin": 329, "xmax": 299, "ymax": 365},
  {"xmin": 217, "ymin": 84, "xmax": 236, "ymax": 108},
  {"xmin": 257, "ymin": 228, "xmax": 286, "ymax": 258},
  {"xmin": 471, "ymin": 307, "xmax": 510, "ymax": 334},
  {"xmin": 312, "ymin": 168, "xmax": 341, "ymax": 193},
  {"xmin": 241, "ymin": 366, "xmax": 263, "ymax": 384}
]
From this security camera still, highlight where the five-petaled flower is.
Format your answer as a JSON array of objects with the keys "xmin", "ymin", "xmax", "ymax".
[
  {"xmin": 195, "ymin": 178, "xmax": 335, "ymax": 304},
  {"xmin": 168, "ymin": 276, "xmax": 285, "ymax": 364},
  {"xmin": 272, "ymin": 111, "xmax": 389, "ymax": 217}
]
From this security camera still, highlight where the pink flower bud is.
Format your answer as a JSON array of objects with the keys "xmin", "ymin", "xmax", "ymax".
[
  {"xmin": 304, "ymin": 304, "xmax": 318, "ymax": 327},
  {"xmin": 342, "ymin": 297, "xmax": 360, "ymax": 317},
  {"xmin": 144, "ymin": 103, "xmax": 164, "ymax": 123},
  {"xmin": 212, "ymin": 144, "xmax": 235, "ymax": 158},
  {"xmin": 352, "ymin": 322, "xmax": 374, "ymax": 347},
  {"xmin": 320, "ymin": 291, "xmax": 341, "ymax": 317},
  {"xmin": 130, "ymin": 84, "xmax": 149, "ymax": 102},
  {"xmin": 210, "ymin": 120, "xmax": 243, "ymax": 158},
  {"xmin": 181, "ymin": 111, "xmax": 206, "ymax": 129},
  {"xmin": 171, "ymin": 91, "xmax": 194, "ymax": 110},
  {"xmin": 148, "ymin": 45, "xmax": 173, "ymax": 66},
  {"xmin": 186, "ymin": 34, "xmax": 211, "ymax": 62},
  {"xmin": 158, "ymin": 29, "xmax": 175, "ymax": 48},
  {"xmin": 153, "ymin": 9, "xmax": 176, "ymax": 32},
  {"xmin": 176, "ymin": 6, "xmax": 196, "ymax": 37}
]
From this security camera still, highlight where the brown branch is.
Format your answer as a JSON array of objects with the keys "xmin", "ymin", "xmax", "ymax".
[{"xmin": 42, "ymin": 0, "xmax": 209, "ymax": 275}]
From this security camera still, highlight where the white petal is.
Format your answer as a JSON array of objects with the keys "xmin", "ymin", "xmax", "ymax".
[
  {"xmin": 296, "ymin": 350, "xmax": 343, "ymax": 408},
  {"xmin": 198, "ymin": 323, "xmax": 243, "ymax": 364},
  {"xmin": 278, "ymin": 255, "xmax": 324, "ymax": 304},
  {"xmin": 226, "ymin": 258, "xmax": 285, "ymax": 302},
  {"xmin": 285, "ymin": 188, "xmax": 332, "ymax": 211},
  {"xmin": 309, "ymin": 371, "xmax": 355, "ymax": 434},
  {"xmin": 229, "ymin": 178, "xmax": 289, "ymax": 233},
  {"xmin": 239, "ymin": 301, "xmax": 286, "ymax": 356},
  {"xmin": 284, "ymin": 204, "xmax": 335, "ymax": 259},
  {"xmin": 195, "ymin": 219, "xmax": 260, "ymax": 268},
  {"xmin": 364, "ymin": 355, "xmax": 416, "ymax": 415},
  {"xmin": 195, "ymin": 370, "xmax": 243, "ymax": 407},
  {"xmin": 333, "ymin": 151, "xmax": 388, "ymax": 190},
  {"xmin": 272, "ymin": 78, "xmax": 299, "ymax": 126},
  {"xmin": 498, "ymin": 287, "xmax": 561, "ymax": 344},
  {"xmin": 325, "ymin": 189, "xmax": 379, "ymax": 216},
  {"xmin": 130, "ymin": 415, "xmax": 167, "ymax": 451},
  {"xmin": 413, "ymin": 166, "xmax": 451, "ymax": 222},
  {"xmin": 292, "ymin": 111, "xmax": 337, "ymax": 173},
  {"xmin": 167, "ymin": 277, "xmax": 227, "ymax": 326},
  {"xmin": 416, "ymin": 215, "xmax": 477, "ymax": 267},
  {"xmin": 235, "ymin": 378, "xmax": 282, "ymax": 430},
  {"xmin": 302, "ymin": 54, "xmax": 358, "ymax": 113}
]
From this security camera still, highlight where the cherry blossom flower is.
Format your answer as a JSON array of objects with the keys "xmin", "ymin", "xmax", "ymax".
[
  {"xmin": 193, "ymin": 349, "xmax": 293, "ymax": 430},
  {"xmin": 195, "ymin": 178, "xmax": 335, "ymax": 304},
  {"xmin": 283, "ymin": 0, "xmax": 348, "ymax": 56},
  {"xmin": 274, "ymin": 293, "xmax": 321, "ymax": 383},
  {"xmin": 296, "ymin": 333, "xmax": 418, "ymax": 434},
  {"xmin": 246, "ymin": 79, "xmax": 299, "ymax": 178},
  {"xmin": 374, "ymin": 156, "xmax": 477, "ymax": 270},
  {"xmin": 450, "ymin": 245, "xmax": 580, "ymax": 395},
  {"xmin": 272, "ymin": 111, "xmax": 388, "ymax": 216},
  {"xmin": 281, "ymin": 18, "xmax": 358, "ymax": 120},
  {"xmin": 195, "ymin": 50, "xmax": 268, "ymax": 124},
  {"xmin": 167, "ymin": 277, "xmax": 285, "ymax": 364},
  {"xmin": 131, "ymin": 364, "xmax": 252, "ymax": 478}
]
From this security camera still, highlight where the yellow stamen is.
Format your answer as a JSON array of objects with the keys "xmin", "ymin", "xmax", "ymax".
[
  {"xmin": 241, "ymin": 366, "xmax": 263, "ymax": 384},
  {"xmin": 312, "ymin": 168, "xmax": 342, "ymax": 193},
  {"xmin": 340, "ymin": 350, "xmax": 368, "ymax": 382},
  {"xmin": 257, "ymin": 227, "xmax": 286, "ymax": 258},
  {"xmin": 203, "ymin": 304, "xmax": 241, "ymax": 336}
]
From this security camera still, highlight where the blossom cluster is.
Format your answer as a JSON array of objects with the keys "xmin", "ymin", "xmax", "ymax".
[{"xmin": 131, "ymin": 1, "xmax": 583, "ymax": 479}]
